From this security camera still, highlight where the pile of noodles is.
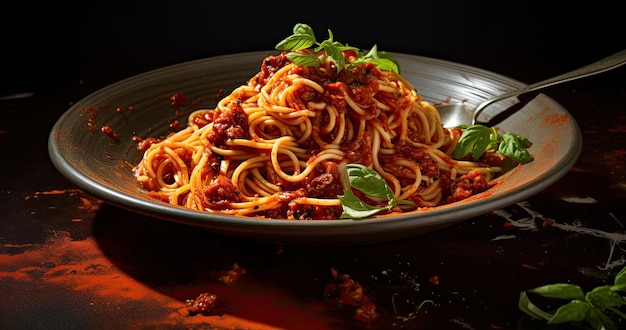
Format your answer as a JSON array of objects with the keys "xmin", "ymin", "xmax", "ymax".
[{"xmin": 132, "ymin": 50, "xmax": 501, "ymax": 220}]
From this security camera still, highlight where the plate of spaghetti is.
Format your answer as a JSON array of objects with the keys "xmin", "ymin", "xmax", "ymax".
[{"xmin": 48, "ymin": 24, "xmax": 581, "ymax": 246}]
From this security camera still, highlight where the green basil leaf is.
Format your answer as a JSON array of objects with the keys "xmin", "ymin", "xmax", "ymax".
[
  {"xmin": 319, "ymin": 40, "xmax": 345, "ymax": 72},
  {"xmin": 378, "ymin": 51, "xmax": 400, "ymax": 71},
  {"xmin": 518, "ymin": 291, "xmax": 553, "ymax": 320},
  {"xmin": 292, "ymin": 23, "xmax": 315, "ymax": 37},
  {"xmin": 614, "ymin": 265, "xmax": 626, "ymax": 287},
  {"xmin": 488, "ymin": 127, "xmax": 500, "ymax": 149},
  {"xmin": 610, "ymin": 284, "xmax": 626, "ymax": 292},
  {"xmin": 529, "ymin": 283, "xmax": 585, "ymax": 300},
  {"xmin": 346, "ymin": 164, "xmax": 395, "ymax": 202},
  {"xmin": 356, "ymin": 47, "xmax": 400, "ymax": 73},
  {"xmin": 337, "ymin": 163, "xmax": 415, "ymax": 219},
  {"xmin": 547, "ymin": 300, "xmax": 590, "ymax": 324},
  {"xmin": 275, "ymin": 33, "xmax": 317, "ymax": 51},
  {"xmin": 586, "ymin": 307, "xmax": 618, "ymax": 330},
  {"xmin": 285, "ymin": 52, "xmax": 320, "ymax": 67},
  {"xmin": 338, "ymin": 188, "xmax": 385, "ymax": 219},
  {"xmin": 511, "ymin": 131, "xmax": 532, "ymax": 147},
  {"xmin": 452, "ymin": 124, "xmax": 492, "ymax": 160},
  {"xmin": 363, "ymin": 58, "xmax": 400, "ymax": 73},
  {"xmin": 275, "ymin": 23, "xmax": 316, "ymax": 51},
  {"xmin": 363, "ymin": 44, "xmax": 379, "ymax": 59},
  {"xmin": 586, "ymin": 285, "xmax": 626, "ymax": 308},
  {"xmin": 499, "ymin": 132, "xmax": 533, "ymax": 164}
]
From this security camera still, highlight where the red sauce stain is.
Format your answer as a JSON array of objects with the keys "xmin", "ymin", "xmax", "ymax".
[
  {"xmin": 607, "ymin": 126, "xmax": 626, "ymax": 133},
  {"xmin": 454, "ymin": 190, "xmax": 494, "ymax": 204},
  {"xmin": 78, "ymin": 197, "xmax": 102, "ymax": 211},
  {"xmin": 101, "ymin": 125, "xmax": 119, "ymax": 141},
  {"xmin": 38, "ymin": 189, "xmax": 73, "ymax": 195},
  {"xmin": 24, "ymin": 190, "xmax": 102, "ymax": 212},
  {"xmin": 169, "ymin": 93, "xmax": 188, "ymax": 108},
  {"xmin": 116, "ymin": 105, "xmax": 135, "ymax": 113},
  {"xmin": 569, "ymin": 166, "xmax": 592, "ymax": 173},
  {"xmin": 602, "ymin": 149, "xmax": 626, "ymax": 170},
  {"xmin": 521, "ymin": 264, "xmax": 539, "ymax": 270},
  {"xmin": 25, "ymin": 189, "xmax": 83, "ymax": 200},
  {"xmin": 0, "ymin": 243, "xmax": 34, "ymax": 249},
  {"xmin": 0, "ymin": 232, "xmax": 338, "ymax": 329},
  {"xmin": 541, "ymin": 113, "xmax": 569, "ymax": 127},
  {"xmin": 214, "ymin": 89, "xmax": 225, "ymax": 103},
  {"xmin": 81, "ymin": 105, "xmax": 109, "ymax": 132}
]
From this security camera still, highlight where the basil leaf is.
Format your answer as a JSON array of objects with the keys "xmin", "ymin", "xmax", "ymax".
[
  {"xmin": 452, "ymin": 124, "xmax": 492, "ymax": 160},
  {"xmin": 518, "ymin": 291, "xmax": 553, "ymax": 321},
  {"xmin": 346, "ymin": 164, "xmax": 395, "ymax": 203},
  {"xmin": 285, "ymin": 52, "xmax": 320, "ymax": 67},
  {"xmin": 586, "ymin": 307, "xmax": 618, "ymax": 330},
  {"xmin": 353, "ymin": 56, "xmax": 399, "ymax": 73},
  {"xmin": 529, "ymin": 283, "xmax": 585, "ymax": 300},
  {"xmin": 547, "ymin": 300, "xmax": 590, "ymax": 324},
  {"xmin": 377, "ymin": 51, "xmax": 400, "ymax": 71},
  {"xmin": 354, "ymin": 46, "xmax": 400, "ymax": 73},
  {"xmin": 363, "ymin": 44, "xmax": 379, "ymax": 59},
  {"xmin": 319, "ymin": 40, "xmax": 345, "ymax": 72},
  {"xmin": 611, "ymin": 284, "xmax": 626, "ymax": 292},
  {"xmin": 615, "ymin": 263, "xmax": 626, "ymax": 287},
  {"xmin": 586, "ymin": 285, "xmax": 626, "ymax": 308},
  {"xmin": 275, "ymin": 33, "xmax": 317, "ymax": 51},
  {"xmin": 292, "ymin": 23, "xmax": 315, "ymax": 38},
  {"xmin": 367, "ymin": 58, "xmax": 400, "ymax": 73},
  {"xmin": 337, "ymin": 163, "xmax": 415, "ymax": 219},
  {"xmin": 338, "ymin": 188, "xmax": 385, "ymax": 219},
  {"xmin": 275, "ymin": 23, "xmax": 316, "ymax": 51},
  {"xmin": 499, "ymin": 132, "xmax": 533, "ymax": 164}
]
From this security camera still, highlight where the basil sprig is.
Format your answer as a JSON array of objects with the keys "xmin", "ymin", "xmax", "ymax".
[
  {"xmin": 452, "ymin": 124, "xmax": 533, "ymax": 164},
  {"xmin": 499, "ymin": 132, "xmax": 533, "ymax": 164},
  {"xmin": 519, "ymin": 265, "xmax": 626, "ymax": 329},
  {"xmin": 275, "ymin": 23, "xmax": 400, "ymax": 73},
  {"xmin": 451, "ymin": 125, "xmax": 499, "ymax": 161},
  {"xmin": 338, "ymin": 163, "xmax": 414, "ymax": 219}
]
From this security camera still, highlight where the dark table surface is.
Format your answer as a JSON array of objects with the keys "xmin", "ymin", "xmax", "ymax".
[{"xmin": 2, "ymin": 3, "xmax": 626, "ymax": 329}]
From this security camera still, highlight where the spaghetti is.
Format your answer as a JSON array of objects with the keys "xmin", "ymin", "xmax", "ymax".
[{"xmin": 132, "ymin": 48, "xmax": 508, "ymax": 220}]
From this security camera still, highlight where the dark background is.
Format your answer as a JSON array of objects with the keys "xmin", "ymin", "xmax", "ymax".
[{"xmin": 2, "ymin": 1, "xmax": 624, "ymax": 96}]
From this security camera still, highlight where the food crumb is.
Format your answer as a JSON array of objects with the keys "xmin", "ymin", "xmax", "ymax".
[
  {"xmin": 185, "ymin": 293, "xmax": 218, "ymax": 314},
  {"xmin": 541, "ymin": 218, "xmax": 555, "ymax": 227},
  {"xmin": 209, "ymin": 262, "xmax": 247, "ymax": 285},
  {"xmin": 324, "ymin": 268, "xmax": 379, "ymax": 323}
]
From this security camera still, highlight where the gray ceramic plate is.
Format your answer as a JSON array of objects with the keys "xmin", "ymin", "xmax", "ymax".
[{"xmin": 48, "ymin": 51, "xmax": 582, "ymax": 246}]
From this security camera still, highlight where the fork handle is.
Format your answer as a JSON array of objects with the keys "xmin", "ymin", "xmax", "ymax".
[{"xmin": 474, "ymin": 49, "xmax": 626, "ymax": 120}]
